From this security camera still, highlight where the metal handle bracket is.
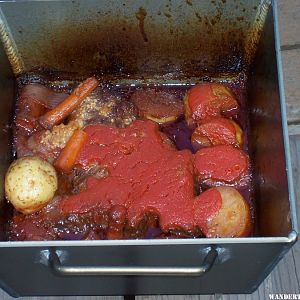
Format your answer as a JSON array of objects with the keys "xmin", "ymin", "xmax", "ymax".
[{"xmin": 48, "ymin": 248, "xmax": 218, "ymax": 277}]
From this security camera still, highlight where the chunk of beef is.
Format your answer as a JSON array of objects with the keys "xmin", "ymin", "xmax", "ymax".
[
  {"xmin": 70, "ymin": 87, "xmax": 137, "ymax": 128},
  {"xmin": 14, "ymin": 84, "xmax": 69, "ymax": 157}
]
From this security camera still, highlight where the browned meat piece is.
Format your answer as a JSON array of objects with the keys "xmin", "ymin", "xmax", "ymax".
[
  {"xmin": 15, "ymin": 84, "xmax": 68, "ymax": 134},
  {"xmin": 57, "ymin": 163, "xmax": 109, "ymax": 195},
  {"xmin": 14, "ymin": 84, "xmax": 69, "ymax": 157},
  {"xmin": 26, "ymin": 120, "xmax": 83, "ymax": 162},
  {"xmin": 70, "ymin": 87, "xmax": 138, "ymax": 128},
  {"xmin": 8, "ymin": 198, "xmax": 110, "ymax": 241}
]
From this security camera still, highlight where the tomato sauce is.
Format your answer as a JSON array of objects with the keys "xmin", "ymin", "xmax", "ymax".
[{"xmin": 60, "ymin": 120, "xmax": 196, "ymax": 232}]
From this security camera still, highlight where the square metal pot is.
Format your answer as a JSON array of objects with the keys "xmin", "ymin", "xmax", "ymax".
[{"xmin": 0, "ymin": 0, "xmax": 297, "ymax": 296}]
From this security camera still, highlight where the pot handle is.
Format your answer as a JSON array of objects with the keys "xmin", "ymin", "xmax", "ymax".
[{"xmin": 48, "ymin": 247, "xmax": 218, "ymax": 277}]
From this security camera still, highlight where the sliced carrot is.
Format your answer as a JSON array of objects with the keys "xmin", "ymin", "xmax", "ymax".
[
  {"xmin": 39, "ymin": 77, "xmax": 99, "ymax": 129},
  {"xmin": 54, "ymin": 129, "xmax": 88, "ymax": 173}
]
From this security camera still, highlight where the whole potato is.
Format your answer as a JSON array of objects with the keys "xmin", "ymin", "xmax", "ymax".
[
  {"xmin": 194, "ymin": 186, "xmax": 251, "ymax": 238},
  {"xmin": 184, "ymin": 83, "xmax": 239, "ymax": 123},
  {"xmin": 5, "ymin": 156, "xmax": 58, "ymax": 214},
  {"xmin": 191, "ymin": 117, "xmax": 243, "ymax": 149}
]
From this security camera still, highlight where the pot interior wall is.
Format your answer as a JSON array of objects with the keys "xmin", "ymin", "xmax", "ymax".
[
  {"xmin": 0, "ymin": 40, "xmax": 14, "ymax": 241},
  {"xmin": 0, "ymin": 0, "xmax": 293, "ymax": 240},
  {"xmin": 0, "ymin": 0, "xmax": 266, "ymax": 77},
  {"xmin": 248, "ymin": 7, "xmax": 292, "ymax": 237}
]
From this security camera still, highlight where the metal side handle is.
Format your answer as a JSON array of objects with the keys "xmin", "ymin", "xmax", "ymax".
[{"xmin": 48, "ymin": 248, "xmax": 217, "ymax": 277}]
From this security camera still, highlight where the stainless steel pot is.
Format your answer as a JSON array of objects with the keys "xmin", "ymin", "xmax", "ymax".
[{"xmin": 0, "ymin": 0, "xmax": 297, "ymax": 296}]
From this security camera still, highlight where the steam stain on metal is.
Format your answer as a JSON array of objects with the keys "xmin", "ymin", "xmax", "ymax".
[
  {"xmin": 26, "ymin": 24, "xmax": 248, "ymax": 78},
  {"xmin": 0, "ymin": 1, "xmax": 267, "ymax": 81},
  {"xmin": 135, "ymin": 7, "xmax": 148, "ymax": 43}
]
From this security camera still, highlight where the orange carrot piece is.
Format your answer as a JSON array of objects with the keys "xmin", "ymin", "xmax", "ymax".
[
  {"xmin": 39, "ymin": 77, "xmax": 99, "ymax": 129},
  {"xmin": 54, "ymin": 129, "xmax": 88, "ymax": 173}
]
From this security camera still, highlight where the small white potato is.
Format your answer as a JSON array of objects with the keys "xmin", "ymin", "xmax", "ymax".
[
  {"xmin": 207, "ymin": 187, "xmax": 251, "ymax": 238},
  {"xmin": 5, "ymin": 156, "xmax": 58, "ymax": 214}
]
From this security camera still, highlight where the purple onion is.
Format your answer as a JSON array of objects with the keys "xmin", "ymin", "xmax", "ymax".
[
  {"xmin": 161, "ymin": 118, "xmax": 196, "ymax": 153},
  {"xmin": 145, "ymin": 227, "xmax": 163, "ymax": 239},
  {"xmin": 58, "ymin": 231, "xmax": 86, "ymax": 240}
]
